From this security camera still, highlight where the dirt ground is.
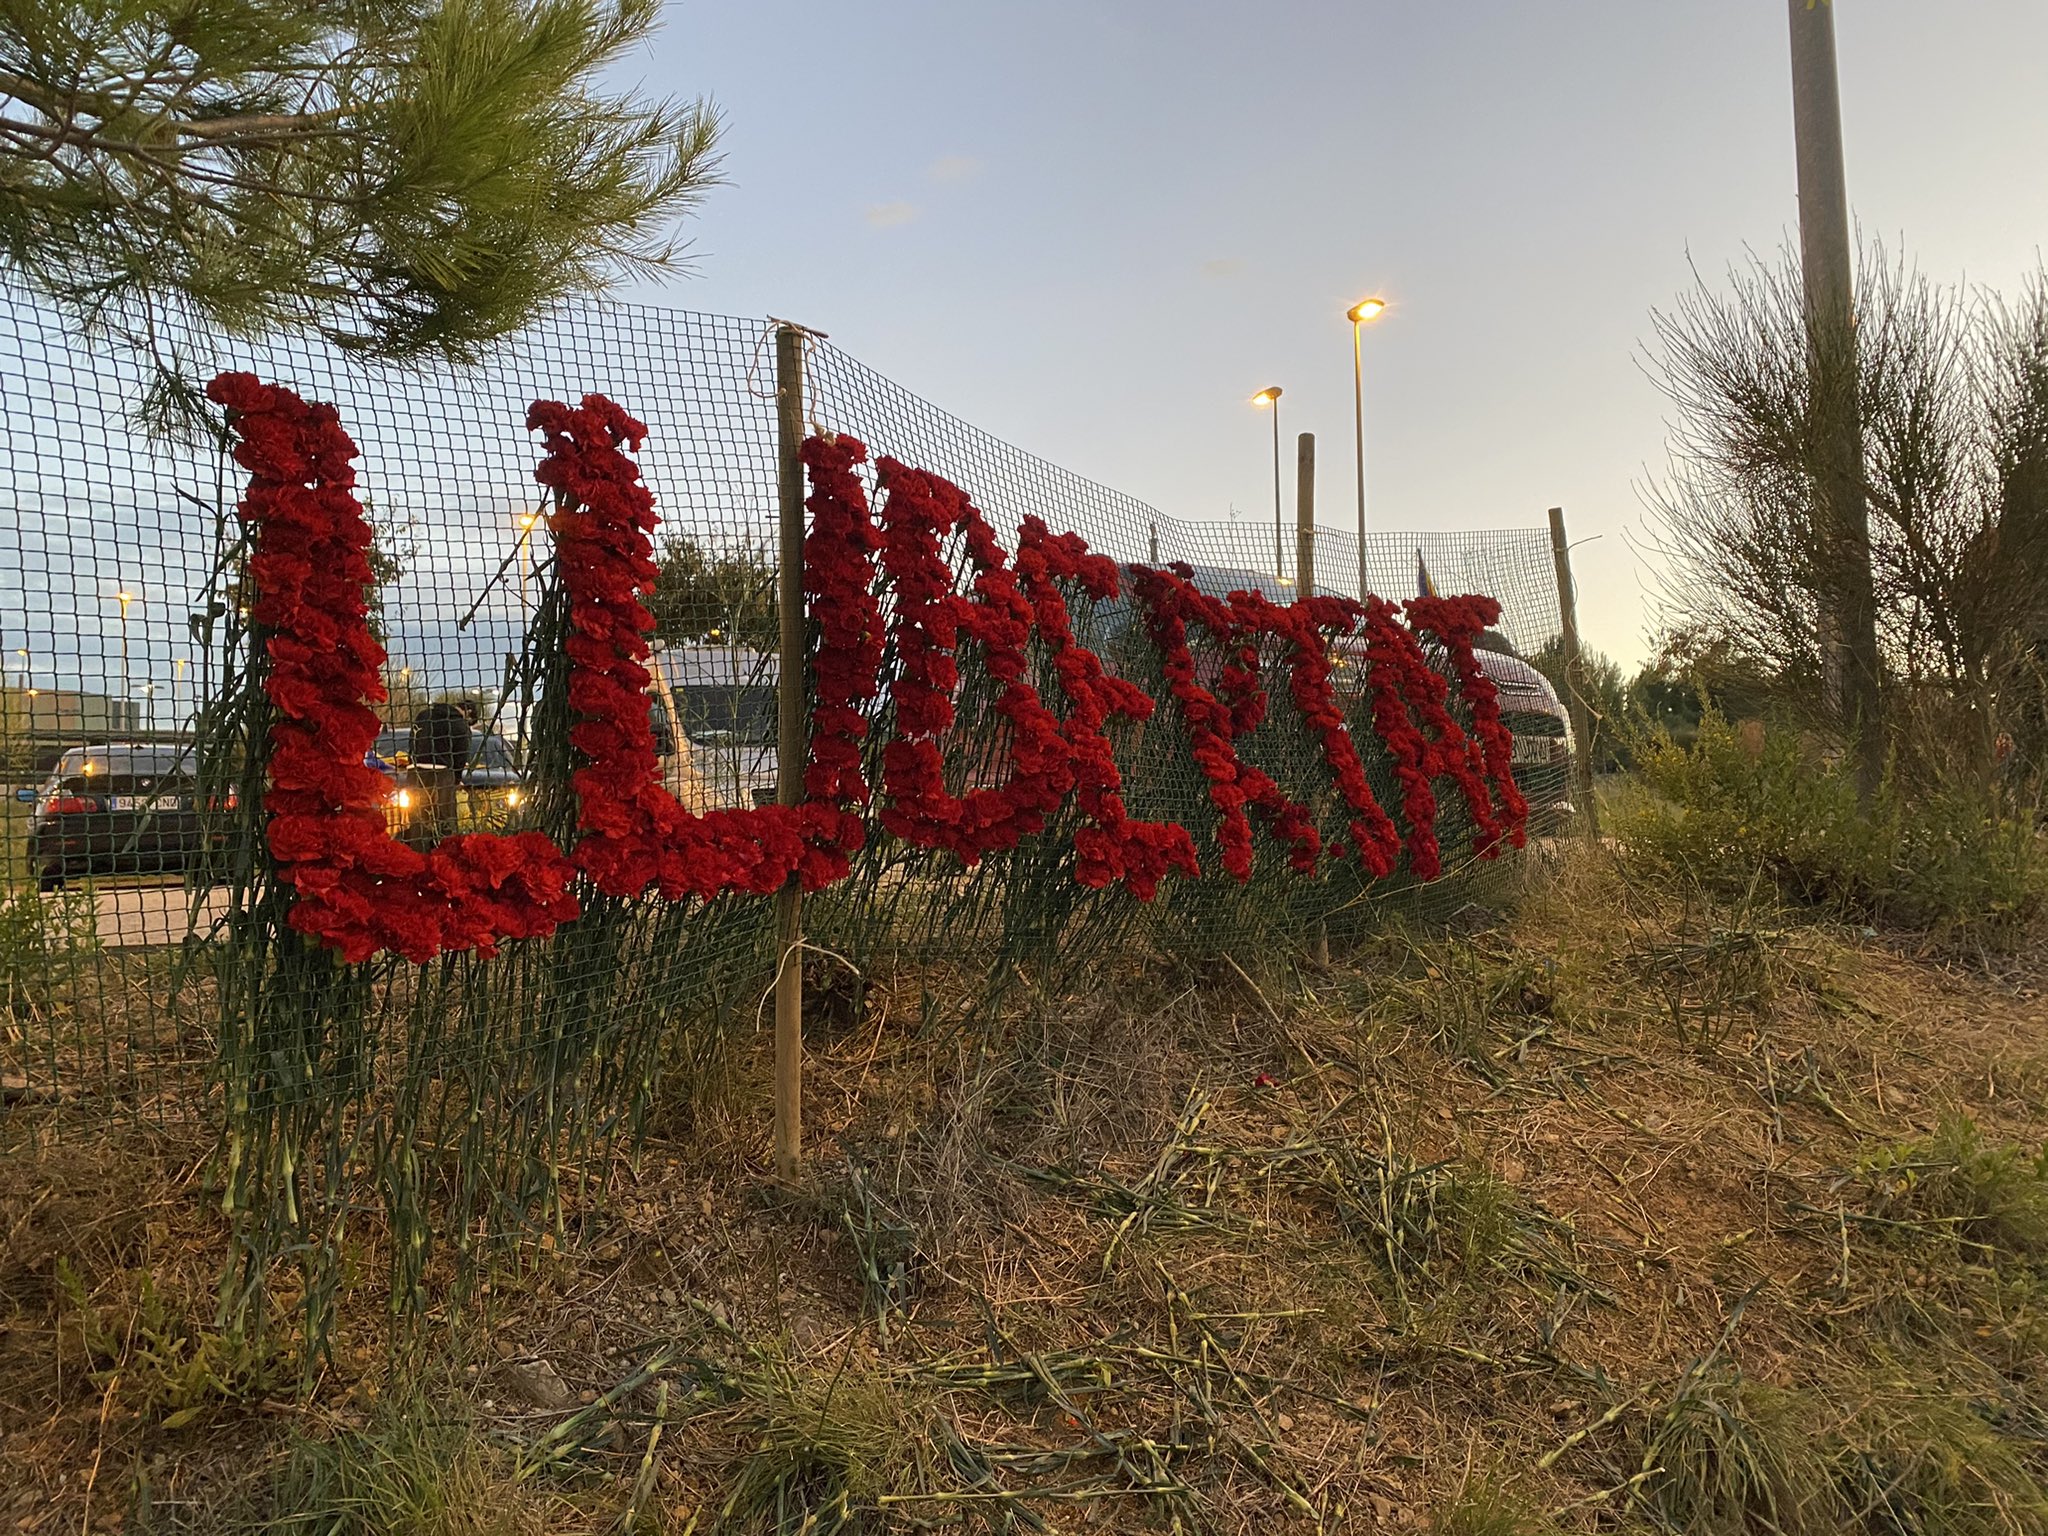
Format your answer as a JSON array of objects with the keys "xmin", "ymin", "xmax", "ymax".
[{"xmin": 4, "ymin": 845, "xmax": 2047, "ymax": 1533}]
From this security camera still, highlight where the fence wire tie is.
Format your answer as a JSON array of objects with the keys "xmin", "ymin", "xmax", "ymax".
[
  {"xmin": 745, "ymin": 315, "xmax": 829, "ymax": 403},
  {"xmin": 753, "ymin": 936, "xmax": 863, "ymax": 1036}
]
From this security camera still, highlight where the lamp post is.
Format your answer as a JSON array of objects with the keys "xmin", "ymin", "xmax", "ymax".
[
  {"xmin": 1252, "ymin": 387, "xmax": 1284, "ymax": 582},
  {"xmin": 116, "ymin": 590, "xmax": 136, "ymax": 729},
  {"xmin": 1347, "ymin": 298, "xmax": 1387, "ymax": 599}
]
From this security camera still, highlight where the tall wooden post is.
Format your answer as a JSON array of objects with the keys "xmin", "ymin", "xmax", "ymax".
[
  {"xmin": 1546, "ymin": 507, "xmax": 1599, "ymax": 842},
  {"xmin": 1295, "ymin": 433, "xmax": 1316, "ymax": 598},
  {"xmin": 1788, "ymin": 0, "xmax": 1883, "ymax": 801},
  {"xmin": 773, "ymin": 326, "xmax": 806, "ymax": 1178},
  {"xmin": 1297, "ymin": 432, "xmax": 1329, "ymax": 963}
]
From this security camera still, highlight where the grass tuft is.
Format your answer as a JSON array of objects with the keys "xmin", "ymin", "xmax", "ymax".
[{"xmin": 261, "ymin": 1410, "xmax": 541, "ymax": 1536}]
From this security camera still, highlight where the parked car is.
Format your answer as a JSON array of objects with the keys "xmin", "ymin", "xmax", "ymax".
[
  {"xmin": 365, "ymin": 725, "xmax": 527, "ymax": 834},
  {"xmin": 23, "ymin": 742, "xmax": 219, "ymax": 889}
]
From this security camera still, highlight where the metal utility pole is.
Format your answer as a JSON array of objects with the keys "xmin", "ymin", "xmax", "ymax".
[
  {"xmin": 1788, "ymin": 0, "xmax": 1883, "ymax": 800},
  {"xmin": 1346, "ymin": 298, "xmax": 1386, "ymax": 598}
]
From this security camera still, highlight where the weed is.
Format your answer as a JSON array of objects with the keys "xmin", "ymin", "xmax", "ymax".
[
  {"xmin": 1834, "ymin": 1383, "xmax": 2048, "ymax": 1536},
  {"xmin": 57, "ymin": 1258, "xmax": 274, "ymax": 1429},
  {"xmin": 1619, "ymin": 713, "xmax": 2046, "ymax": 948},
  {"xmin": 0, "ymin": 882, "xmax": 95, "ymax": 1023},
  {"xmin": 1847, "ymin": 1116, "xmax": 2048, "ymax": 1259},
  {"xmin": 1631, "ymin": 1368, "xmax": 1843, "ymax": 1535},
  {"xmin": 1354, "ymin": 934, "xmax": 1555, "ymax": 1079},
  {"xmin": 1594, "ymin": 1355, "xmax": 2048, "ymax": 1536},
  {"xmin": 1433, "ymin": 1474, "xmax": 1558, "ymax": 1536},
  {"xmin": 824, "ymin": 1159, "xmax": 920, "ymax": 1341}
]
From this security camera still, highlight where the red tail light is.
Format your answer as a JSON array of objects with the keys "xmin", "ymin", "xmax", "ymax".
[{"xmin": 43, "ymin": 795, "xmax": 100, "ymax": 815}]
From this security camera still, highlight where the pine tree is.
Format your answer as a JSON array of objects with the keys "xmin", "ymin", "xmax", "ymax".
[{"xmin": 0, "ymin": 0, "xmax": 719, "ymax": 364}]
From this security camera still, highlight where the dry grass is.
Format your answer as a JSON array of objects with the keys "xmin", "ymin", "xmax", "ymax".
[{"xmin": 4, "ymin": 841, "xmax": 2047, "ymax": 1533}]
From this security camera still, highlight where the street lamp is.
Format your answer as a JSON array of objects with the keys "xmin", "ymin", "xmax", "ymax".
[
  {"xmin": 1251, "ymin": 387, "xmax": 1285, "ymax": 582},
  {"xmin": 1347, "ymin": 298, "xmax": 1388, "ymax": 598},
  {"xmin": 116, "ymin": 590, "xmax": 136, "ymax": 729}
]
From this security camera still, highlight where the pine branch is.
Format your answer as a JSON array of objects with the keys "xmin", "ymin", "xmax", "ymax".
[{"xmin": 0, "ymin": 0, "xmax": 722, "ymax": 364}]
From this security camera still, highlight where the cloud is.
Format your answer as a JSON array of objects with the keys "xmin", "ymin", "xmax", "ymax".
[
  {"xmin": 1198, "ymin": 257, "xmax": 1246, "ymax": 279},
  {"xmin": 927, "ymin": 154, "xmax": 982, "ymax": 184},
  {"xmin": 864, "ymin": 200, "xmax": 920, "ymax": 230}
]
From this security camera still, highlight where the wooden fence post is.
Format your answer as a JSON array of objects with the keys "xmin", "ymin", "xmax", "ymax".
[
  {"xmin": 1295, "ymin": 433, "xmax": 1316, "ymax": 598},
  {"xmin": 1296, "ymin": 433, "xmax": 1330, "ymax": 963},
  {"xmin": 773, "ymin": 326, "xmax": 807, "ymax": 1177},
  {"xmin": 1546, "ymin": 507, "xmax": 1600, "ymax": 842}
]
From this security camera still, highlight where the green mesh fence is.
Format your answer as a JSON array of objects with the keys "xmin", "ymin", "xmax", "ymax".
[{"xmin": 0, "ymin": 289, "xmax": 1566, "ymax": 1332}]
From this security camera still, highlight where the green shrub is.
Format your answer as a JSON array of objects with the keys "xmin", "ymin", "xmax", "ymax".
[{"xmin": 1618, "ymin": 714, "xmax": 2045, "ymax": 946}]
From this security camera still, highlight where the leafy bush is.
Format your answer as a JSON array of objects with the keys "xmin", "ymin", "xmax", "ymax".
[{"xmin": 1618, "ymin": 713, "xmax": 2045, "ymax": 945}]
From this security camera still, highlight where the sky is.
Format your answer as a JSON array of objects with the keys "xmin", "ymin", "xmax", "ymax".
[{"xmin": 618, "ymin": 1, "xmax": 2048, "ymax": 670}]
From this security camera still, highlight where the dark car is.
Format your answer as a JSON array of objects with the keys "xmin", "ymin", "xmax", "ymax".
[
  {"xmin": 365, "ymin": 725, "xmax": 528, "ymax": 832},
  {"xmin": 24, "ymin": 743, "xmax": 215, "ymax": 889},
  {"xmin": 368, "ymin": 725, "xmax": 522, "ymax": 790}
]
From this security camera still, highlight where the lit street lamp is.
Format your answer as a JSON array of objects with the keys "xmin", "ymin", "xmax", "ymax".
[
  {"xmin": 1251, "ymin": 387, "xmax": 1285, "ymax": 582},
  {"xmin": 1347, "ymin": 298, "xmax": 1388, "ymax": 598}
]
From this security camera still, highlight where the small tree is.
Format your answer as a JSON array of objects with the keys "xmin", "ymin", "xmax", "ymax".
[
  {"xmin": 646, "ymin": 536, "xmax": 776, "ymax": 650},
  {"xmin": 0, "ymin": 0, "xmax": 719, "ymax": 373},
  {"xmin": 1645, "ymin": 248, "xmax": 2048, "ymax": 781}
]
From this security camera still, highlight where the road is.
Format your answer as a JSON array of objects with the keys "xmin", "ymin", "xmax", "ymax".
[{"xmin": 69, "ymin": 882, "xmax": 237, "ymax": 948}]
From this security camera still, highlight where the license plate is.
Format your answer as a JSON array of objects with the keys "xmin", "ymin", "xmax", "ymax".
[
  {"xmin": 107, "ymin": 795, "xmax": 139, "ymax": 811},
  {"xmin": 1510, "ymin": 738, "xmax": 1554, "ymax": 765}
]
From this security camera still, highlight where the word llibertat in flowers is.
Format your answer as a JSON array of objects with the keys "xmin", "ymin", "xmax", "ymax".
[{"xmin": 210, "ymin": 372, "xmax": 1527, "ymax": 966}]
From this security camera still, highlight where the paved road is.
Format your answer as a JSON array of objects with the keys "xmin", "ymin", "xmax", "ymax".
[{"xmin": 70, "ymin": 882, "xmax": 237, "ymax": 948}]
